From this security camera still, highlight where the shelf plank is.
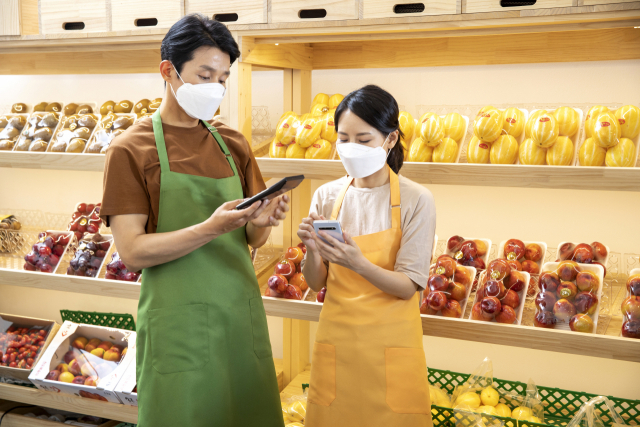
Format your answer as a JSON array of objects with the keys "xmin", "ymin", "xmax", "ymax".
[{"xmin": 0, "ymin": 152, "xmax": 106, "ymax": 172}]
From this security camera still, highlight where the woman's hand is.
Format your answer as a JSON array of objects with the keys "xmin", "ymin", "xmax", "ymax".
[
  {"xmin": 314, "ymin": 230, "xmax": 369, "ymax": 274},
  {"xmin": 250, "ymin": 194, "xmax": 290, "ymax": 228},
  {"xmin": 297, "ymin": 213, "xmax": 325, "ymax": 254}
]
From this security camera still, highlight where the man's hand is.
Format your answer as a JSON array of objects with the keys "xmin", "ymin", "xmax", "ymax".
[
  {"xmin": 201, "ymin": 198, "xmax": 270, "ymax": 237},
  {"xmin": 250, "ymin": 194, "xmax": 290, "ymax": 228}
]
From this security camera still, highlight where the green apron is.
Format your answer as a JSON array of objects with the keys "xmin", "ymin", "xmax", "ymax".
[{"xmin": 136, "ymin": 111, "xmax": 284, "ymax": 427}]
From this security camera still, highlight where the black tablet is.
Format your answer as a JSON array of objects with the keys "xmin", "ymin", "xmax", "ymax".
[{"xmin": 236, "ymin": 175, "xmax": 305, "ymax": 210}]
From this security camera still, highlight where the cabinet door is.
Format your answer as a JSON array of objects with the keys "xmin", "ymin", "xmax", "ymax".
[
  {"xmin": 271, "ymin": 0, "xmax": 358, "ymax": 23},
  {"xmin": 187, "ymin": 0, "xmax": 266, "ymax": 24},
  {"xmin": 40, "ymin": 0, "xmax": 108, "ymax": 34},
  {"xmin": 111, "ymin": 0, "xmax": 183, "ymax": 31},
  {"xmin": 0, "ymin": 0, "xmax": 20, "ymax": 35},
  {"xmin": 363, "ymin": 0, "xmax": 458, "ymax": 20},
  {"xmin": 465, "ymin": 0, "xmax": 572, "ymax": 13}
]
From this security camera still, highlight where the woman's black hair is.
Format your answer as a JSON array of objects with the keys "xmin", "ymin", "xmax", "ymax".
[
  {"xmin": 334, "ymin": 85, "xmax": 405, "ymax": 174},
  {"xmin": 161, "ymin": 14, "xmax": 241, "ymax": 74}
]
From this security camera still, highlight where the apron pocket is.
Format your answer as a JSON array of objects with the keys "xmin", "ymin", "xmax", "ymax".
[
  {"xmin": 249, "ymin": 297, "xmax": 273, "ymax": 359},
  {"xmin": 148, "ymin": 304, "xmax": 210, "ymax": 374},
  {"xmin": 385, "ymin": 347, "xmax": 430, "ymax": 414},
  {"xmin": 308, "ymin": 342, "xmax": 336, "ymax": 406}
]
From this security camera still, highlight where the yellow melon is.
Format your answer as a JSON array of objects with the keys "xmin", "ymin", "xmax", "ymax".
[
  {"xmin": 311, "ymin": 93, "xmax": 329, "ymax": 108},
  {"xmin": 286, "ymin": 142, "xmax": 307, "ymax": 159},
  {"xmin": 592, "ymin": 110, "xmax": 621, "ymax": 149},
  {"xmin": 328, "ymin": 94, "xmax": 344, "ymax": 109},
  {"xmin": 605, "ymin": 138, "xmax": 636, "ymax": 167},
  {"xmin": 269, "ymin": 138, "xmax": 287, "ymax": 158},
  {"xmin": 546, "ymin": 136, "xmax": 574, "ymax": 166},
  {"xmin": 519, "ymin": 138, "xmax": 547, "ymax": 165},
  {"xmin": 490, "ymin": 135, "xmax": 519, "ymax": 164},
  {"xmin": 553, "ymin": 107, "xmax": 580, "ymax": 137},
  {"xmin": 531, "ymin": 112, "xmax": 559, "ymax": 148},
  {"xmin": 444, "ymin": 112, "xmax": 466, "ymax": 142},
  {"xmin": 401, "ymin": 138, "xmax": 410, "ymax": 160},
  {"xmin": 585, "ymin": 105, "xmax": 609, "ymax": 138},
  {"xmin": 320, "ymin": 112, "xmax": 337, "ymax": 143},
  {"xmin": 408, "ymin": 137, "xmax": 434, "ymax": 162},
  {"xmin": 503, "ymin": 107, "xmax": 525, "ymax": 138},
  {"xmin": 615, "ymin": 105, "xmax": 640, "ymax": 139},
  {"xmin": 276, "ymin": 112, "xmax": 298, "ymax": 144},
  {"xmin": 296, "ymin": 116, "xmax": 322, "ymax": 148},
  {"xmin": 399, "ymin": 111, "xmax": 415, "ymax": 144},
  {"xmin": 419, "ymin": 113, "xmax": 446, "ymax": 147},
  {"xmin": 305, "ymin": 139, "xmax": 333, "ymax": 159},
  {"xmin": 578, "ymin": 138, "xmax": 606, "ymax": 167},
  {"xmin": 310, "ymin": 103, "xmax": 329, "ymax": 117},
  {"xmin": 467, "ymin": 136, "xmax": 491, "ymax": 164},
  {"xmin": 525, "ymin": 110, "xmax": 547, "ymax": 139},
  {"xmin": 473, "ymin": 107, "xmax": 503, "ymax": 143},
  {"xmin": 432, "ymin": 137, "xmax": 458, "ymax": 163}
]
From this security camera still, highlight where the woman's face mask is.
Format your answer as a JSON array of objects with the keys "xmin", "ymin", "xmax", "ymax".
[
  {"xmin": 336, "ymin": 135, "xmax": 391, "ymax": 179},
  {"xmin": 170, "ymin": 66, "xmax": 226, "ymax": 121}
]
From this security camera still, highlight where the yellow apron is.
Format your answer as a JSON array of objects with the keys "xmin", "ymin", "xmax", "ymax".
[{"xmin": 306, "ymin": 168, "xmax": 433, "ymax": 427}]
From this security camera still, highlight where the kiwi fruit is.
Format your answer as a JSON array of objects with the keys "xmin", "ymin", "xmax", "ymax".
[
  {"xmin": 29, "ymin": 139, "xmax": 48, "ymax": 152},
  {"xmin": 38, "ymin": 113, "xmax": 58, "ymax": 128},
  {"xmin": 0, "ymin": 117, "xmax": 7, "ymax": 127},
  {"xmin": 64, "ymin": 103, "xmax": 79, "ymax": 116},
  {"xmin": 33, "ymin": 102, "xmax": 48, "ymax": 112},
  {"xmin": 2, "ymin": 127, "xmax": 20, "ymax": 139},
  {"xmin": 100, "ymin": 101, "xmax": 116, "ymax": 116},
  {"xmin": 113, "ymin": 117, "xmax": 133, "ymax": 130},
  {"xmin": 50, "ymin": 140, "xmax": 67, "ymax": 152},
  {"xmin": 75, "ymin": 104, "xmax": 93, "ymax": 115},
  {"xmin": 9, "ymin": 116, "xmax": 26, "ymax": 129},
  {"xmin": 45, "ymin": 102, "xmax": 62, "ymax": 112},
  {"xmin": 33, "ymin": 127, "xmax": 53, "ymax": 141},
  {"xmin": 78, "ymin": 115, "xmax": 97, "ymax": 129},
  {"xmin": 114, "ymin": 100, "xmax": 133, "ymax": 114},
  {"xmin": 15, "ymin": 138, "xmax": 31, "ymax": 151},
  {"xmin": 0, "ymin": 140, "xmax": 15, "ymax": 151},
  {"xmin": 74, "ymin": 127, "xmax": 91, "ymax": 139},
  {"xmin": 66, "ymin": 138, "xmax": 86, "ymax": 153},
  {"xmin": 134, "ymin": 99, "xmax": 150, "ymax": 115},
  {"xmin": 11, "ymin": 103, "xmax": 27, "ymax": 114}
]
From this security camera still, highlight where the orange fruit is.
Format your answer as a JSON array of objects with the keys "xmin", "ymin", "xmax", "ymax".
[
  {"xmin": 503, "ymin": 107, "xmax": 525, "ymax": 138},
  {"xmin": 605, "ymin": 138, "xmax": 636, "ymax": 167},
  {"xmin": 519, "ymin": 138, "xmax": 547, "ymax": 165},
  {"xmin": 328, "ymin": 94, "xmax": 344, "ymax": 109},
  {"xmin": 490, "ymin": 135, "xmax": 518, "ymax": 164},
  {"xmin": 276, "ymin": 112, "xmax": 298, "ymax": 144},
  {"xmin": 473, "ymin": 107, "xmax": 502, "ymax": 143},
  {"xmin": 320, "ymin": 112, "xmax": 337, "ymax": 143},
  {"xmin": 311, "ymin": 93, "xmax": 329, "ymax": 108},
  {"xmin": 531, "ymin": 112, "xmax": 559, "ymax": 148},
  {"xmin": 296, "ymin": 116, "xmax": 322, "ymax": 148},
  {"xmin": 432, "ymin": 137, "xmax": 458, "ymax": 163},
  {"xmin": 310, "ymin": 103, "xmax": 329, "ymax": 117},
  {"xmin": 407, "ymin": 137, "xmax": 434, "ymax": 162},
  {"xmin": 269, "ymin": 138, "xmax": 287, "ymax": 158},
  {"xmin": 399, "ymin": 111, "xmax": 415, "ymax": 144},
  {"xmin": 444, "ymin": 112, "xmax": 466, "ymax": 142},
  {"xmin": 592, "ymin": 110, "xmax": 621, "ymax": 149},
  {"xmin": 578, "ymin": 138, "xmax": 606, "ymax": 166},
  {"xmin": 615, "ymin": 105, "xmax": 640, "ymax": 139},
  {"xmin": 419, "ymin": 113, "xmax": 445, "ymax": 146},
  {"xmin": 286, "ymin": 142, "xmax": 307, "ymax": 159},
  {"xmin": 546, "ymin": 136, "xmax": 574, "ymax": 166},
  {"xmin": 585, "ymin": 105, "xmax": 609, "ymax": 138},
  {"xmin": 525, "ymin": 110, "xmax": 547, "ymax": 139},
  {"xmin": 305, "ymin": 139, "xmax": 332, "ymax": 159},
  {"xmin": 553, "ymin": 107, "xmax": 580, "ymax": 137},
  {"xmin": 466, "ymin": 136, "xmax": 491, "ymax": 164}
]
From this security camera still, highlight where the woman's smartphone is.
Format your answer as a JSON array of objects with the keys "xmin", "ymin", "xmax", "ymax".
[{"xmin": 313, "ymin": 220, "xmax": 345, "ymax": 245}]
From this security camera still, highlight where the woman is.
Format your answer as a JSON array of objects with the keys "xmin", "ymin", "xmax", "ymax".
[
  {"xmin": 101, "ymin": 14, "xmax": 286, "ymax": 427},
  {"xmin": 298, "ymin": 85, "xmax": 436, "ymax": 427}
]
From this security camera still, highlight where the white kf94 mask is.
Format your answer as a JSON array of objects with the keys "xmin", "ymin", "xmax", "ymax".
[
  {"xmin": 170, "ymin": 67, "xmax": 226, "ymax": 121},
  {"xmin": 336, "ymin": 137, "xmax": 391, "ymax": 179}
]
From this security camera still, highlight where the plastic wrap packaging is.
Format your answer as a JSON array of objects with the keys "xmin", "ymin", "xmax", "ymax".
[
  {"xmin": 467, "ymin": 106, "xmax": 528, "ymax": 165},
  {"xmin": 0, "ymin": 320, "xmax": 53, "ymax": 370},
  {"xmin": 556, "ymin": 241, "xmax": 609, "ymax": 276},
  {"xmin": 420, "ymin": 256, "xmax": 476, "ymax": 319},
  {"xmin": 566, "ymin": 396, "xmax": 625, "ymax": 427},
  {"xmin": 266, "ymin": 244, "xmax": 309, "ymax": 300},
  {"xmin": 470, "ymin": 260, "xmax": 530, "ymax": 324},
  {"xmin": 622, "ymin": 268, "xmax": 640, "ymax": 339},
  {"xmin": 578, "ymin": 105, "xmax": 640, "ymax": 167},
  {"xmin": 85, "ymin": 112, "xmax": 135, "ymax": 154},
  {"xmin": 23, "ymin": 231, "xmax": 73, "ymax": 273},
  {"xmin": 0, "ymin": 114, "xmax": 28, "ymax": 151},
  {"xmin": 519, "ymin": 107, "xmax": 583, "ymax": 166},
  {"xmin": 67, "ymin": 202, "xmax": 102, "ymax": 242},
  {"xmin": 445, "ymin": 235, "xmax": 492, "ymax": 270},
  {"xmin": 130, "ymin": 98, "xmax": 162, "ymax": 121},
  {"xmin": 105, "ymin": 252, "xmax": 141, "ymax": 282},
  {"xmin": 533, "ymin": 261, "xmax": 604, "ymax": 333},
  {"xmin": 497, "ymin": 239, "xmax": 547, "ymax": 297},
  {"xmin": 49, "ymin": 112, "xmax": 100, "ymax": 153},
  {"xmin": 14, "ymin": 111, "xmax": 62, "ymax": 152},
  {"xmin": 281, "ymin": 389, "xmax": 308, "ymax": 426},
  {"xmin": 67, "ymin": 233, "xmax": 113, "ymax": 278},
  {"xmin": 408, "ymin": 112, "xmax": 469, "ymax": 163}
]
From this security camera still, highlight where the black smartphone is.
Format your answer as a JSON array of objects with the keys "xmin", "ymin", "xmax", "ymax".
[{"xmin": 236, "ymin": 175, "xmax": 305, "ymax": 210}]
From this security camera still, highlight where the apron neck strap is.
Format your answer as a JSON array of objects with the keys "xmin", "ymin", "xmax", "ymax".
[
  {"xmin": 330, "ymin": 167, "xmax": 401, "ymax": 230},
  {"xmin": 151, "ymin": 110, "xmax": 239, "ymax": 177}
]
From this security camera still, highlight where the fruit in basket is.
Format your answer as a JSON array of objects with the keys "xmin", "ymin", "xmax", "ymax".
[
  {"xmin": 506, "ymin": 270, "xmax": 526, "ymax": 292},
  {"xmin": 557, "ymin": 281, "xmax": 578, "ymax": 300},
  {"xmin": 458, "ymin": 240, "xmax": 478, "ymax": 260},
  {"xmin": 447, "ymin": 236, "xmax": 465, "ymax": 253},
  {"xmin": 449, "ymin": 282, "xmax": 467, "ymax": 301},
  {"xmin": 497, "ymin": 305, "xmax": 518, "ymax": 324},
  {"xmin": 518, "ymin": 138, "xmax": 547, "ymax": 165},
  {"xmin": 432, "ymin": 137, "xmax": 458, "ymax": 163},
  {"xmin": 521, "ymin": 260, "xmax": 539, "ymax": 275},
  {"xmin": 428, "ymin": 274, "xmax": 450, "ymax": 292},
  {"xmin": 574, "ymin": 292, "xmax": 598, "ymax": 315},
  {"xmin": 296, "ymin": 116, "xmax": 322, "ymax": 148},
  {"xmin": 556, "ymin": 260, "xmax": 580, "ymax": 281},
  {"xmin": 305, "ymin": 139, "xmax": 332, "ymax": 159},
  {"xmin": 473, "ymin": 107, "xmax": 502, "ymax": 143},
  {"xmin": 622, "ymin": 320, "xmax": 640, "ymax": 338},
  {"xmin": 501, "ymin": 289, "xmax": 521, "ymax": 309},
  {"xmin": 420, "ymin": 298, "xmax": 437, "ymax": 315},
  {"xmin": 328, "ymin": 94, "xmax": 344, "ymax": 109},
  {"xmin": 104, "ymin": 348, "xmax": 121, "ymax": 362},
  {"xmin": 276, "ymin": 112, "xmax": 297, "ymax": 144},
  {"xmin": 558, "ymin": 243, "xmax": 576, "ymax": 261},
  {"xmin": 455, "ymin": 392, "xmax": 481, "ymax": 409},
  {"xmin": 592, "ymin": 111, "xmax": 621, "ymax": 149},
  {"xmin": 269, "ymin": 138, "xmax": 288, "ymax": 158},
  {"xmin": 507, "ymin": 259, "xmax": 522, "ymax": 271},
  {"xmin": 72, "ymin": 337, "xmax": 88, "ymax": 350},
  {"xmin": 495, "ymin": 404, "xmax": 512, "ymax": 418},
  {"xmin": 286, "ymin": 142, "xmax": 307, "ymax": 159},
  {"xmin": 320, "ymin": 112, "xmax": 337, "ymax": 143},
  {"xmin": 312, "ymin": 93, "xmax": 329, "ymax": 108},
  {"xmin": 605, "ymin": 137, "xmax": 635, "ymax": 167},
  {"xmin": 524, "ymin": 244, "xmax": 543, "ymax": 262},
  {"xmin": 534, "ymin": 310, "xmax": 557, "ymax": 328},
  {"xmin": 444, "ymin": 112, "xmax": 465, "ymax": 141},
  {"xmin": 578, "ymin": 137, "xmax": 606, "ymax": 166},
  {"xmin": 285, "ymin": 246, "xmax": 304, "ymax": 265},
  {"xmin": 535, "ymin": 291, "xmax": 557, "ymax": 312},
  {"xmin": 268, "ymin": 274, "xmax": 288, "ymax": 295},
  {"xmin": 419, "ymin": 113, "xmax": 445, "ymax": 146},
  {"xmin": 546, "ymin": 136, "xmax": 574, "ymax": 166},
  {"xmin": 622, "ymin": 296, "xmax": 640, "ymax": 321},
  {"xmin": 310, "ymin": 103, "xmax": 329, "ymax": 116},
  {"xmin": 481, "ymin": 296, "xmax": 501, "ymax": 316},
  {"xmin": 488, "ymin": 259, "xmax": 511, "ymax": 281},
  {"xmin": 317, "ymin": 287, "xmax": 326, "ymax": 303},
  {"xmin": 442, "ymin": 300, "xmax": 463, "ymax": 318},
  {"xmin": 435, "ymin": 255, "xmax": 457, "ymax": 277},
  {"xmin": 590, "ymin": 242, "xmax": 607, "ymax": 262},
  {"xmin": 569, "ymin": 314, "xmax": 595, "ymax": 333},
  {"xmin": 399, "ymin": 111, "xmax": 416, "ymax": 143},
  {"xmin": 615, "ymin": 105, "xmax": 640, "ymax": 138},
  {"xmin": 91, "ymin": 348, "xmax": 105, "ymax": 358},
  {"xmin": 627, "ymin": 275, "xmax": 640, "ymax": 296},
  {"xmin": 46, "ymin": 370, "xmax": 61, "ymax": 381},
  {"xmin": 512, "ymin": 407, "xmax": 533, "ymax": 420},
  {"xmin": 290, "ymin": 273, "xmax": 308, "ymax": 292},
  {"xmin": 480, "ymin": 387, "xmax": 500, "ymax": 407},
  {"xmin": 59, "ymin": 371, "xmax": 75, "ymax": 383},
  {"xmin": 504, "ymin": 239, "xmax": 525, "ymax": 260},
  {"xmin": 454, "ymin": 265, "xmax": 471, "ymax": 288},
  {"xmin": 69, "ymin": 359, "xmax": 83, "ymax": 376},
  {"xmin": 426, "ymin": 291, "xmax": 448, "ymax": 311},
  {"xmin": 585, "ymin": 105, "xmax": 609, "ymax": 138},
  {"xmin": 275, "ymin": 259, "xmax": 296, "ymax": 280},
  {"xmin": 572, "ymin": 244, "xmax": 594, "ymax": 264},
  {"xmin": 554, "ymin": 107, "xmax": 580, "ymax": 137},
  {"xmin": 98, "ymin": 341, "xmax": 113, "ymax": 352},
  {"xmin": 576, "ymin": 271, "xmax": 599, "ymax": 293},
  {"xmin": 474, "ymin": 240, "xmax": 488, "ymax": 257},
  {"xmin": 553, "ymin": 298, "xmax": 576, "ymax": 322},
  {"xmin": 531, "ymin": 112, "xmax": 559, "ymax": 148},
  {"xmin": 467, "ymin": 136, "xmax": 491, "ymax": 164},
  {"xmin": 407, "ymin": 137, "xmax": 434, "ymax": 162},
  {"xmin": 485, "ymin": 280, "xmax": 506, "ymax": 299},
  {"xmin": 503, "ymin": 107, "xmax": 525, "ymax": 137}
]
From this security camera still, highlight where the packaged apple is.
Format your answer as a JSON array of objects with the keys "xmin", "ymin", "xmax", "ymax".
[
  {"xmin": 29, "ymin": 321, "xmax": 136, "ymax": 404},
  {"xmin": 266, "ymin": 244, "xmax": 309, "ymax": 301},
  {"xmin": 67, "ymin": 233, "xmax": 113, "ymax": 278},
  {"xmin": 576, "ymin": 105, "xmax": 640, "ymax": 167},
  {"xmin": 469, "ymin": 260, "xmax": 530, "ymax": 325},
  {"xmin": 518, "ymin": 107, "xmax": 583, "ymax": 166},
  {"xmin": 556, "ymin": 241, "xmax": 609, "ymax": 276},
  {"xmin": 533, "ymin": 261, "xmax": 604, "ymax": 333},
  {"xmin": 420, "ymin": 255, "xmax": 476, "ymax": 319},
  {"xmin": 85, "ymin": 112, "xmax": 136, "ymax": 154},
  {"xmin": 105, "ymin": 251, "xmax": 141, "ymax": 282},
  {"xmin": 49, "ymin": 112, "xmax": 101, "ymax": 153},
  {"xmin": 13, "ymin": 111, "xmax": 62, "ymax": 152},
  {"xmin": 466, "ymin": 106, "xmax": 529, "ymax": 165},
  {"xmin": 497, "ymin": 239, "xmax": 547, "ymax": 296},
  {"xmin": 406, "ymin": 112, "xmax": 469, "ymax": 163},
  {"xmin": 23, "ymin": 231, "xmax": 74, "ymax": 273},
  {"xmin": 0, "ymin": 114, "xmax": 28, "ymax": 151},
  {"xmin": 445, "ymin": 235, "xmax": 492, "ymax": 270},
  {"xmin": 0, "ymin": 314, "xmax": 60, "ymax": 381},
  {"xmin": 621, "ymin": 268, "xmax": 640, "ymax": 339},
  {"xmin": 67, "ymin": 202, "xmax": 102, "ymax": 242},
  {"xmin": 114, "ymin": 352, "xmax": 138, "ymax": 406}
]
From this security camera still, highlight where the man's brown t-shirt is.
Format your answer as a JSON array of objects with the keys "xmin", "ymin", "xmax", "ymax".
[{"xmin": 100, "ymin": 118, "xmax": 267, "ymax": 234}]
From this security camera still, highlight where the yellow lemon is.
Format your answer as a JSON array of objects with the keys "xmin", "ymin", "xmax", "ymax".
[
  {"xmin": 528, "ymin": 416, "xmax": 543, "ymax": 424},
  {"xmin": 511, "ymin": 407, "xmax": 533, "ymax": 420},
  {"xmin": 605, "ymin": 137, "xmax": 636, "ymax": 167},
  {"xmin": 592, "ymin": 110, "xmax": 621, "ymax": 149},
  {"xmin": 467, "ymin": 136, "xmax": 491, "ymax": 164},
  {"xmin": 276, "ymin": 112, "xmax": 298, "ymax": 144},
  {"xmin": 310, "ymin": 103, "xmax": 329, "ymax": 116},
  {"xmin": 444, "ymin": 112, "xmax": 466, "ymax": 141},
  {"xmin": 474, "ymin": 107, "xmax": 503, "ymax": 143},
  {"xmin": 408, "ymin": 137, "xmax": 434, "ymax": 162},
  {"xmin": 615, "ymin": 105, "xmax": 640, "ymax": 139},
  {"xmin": 286, "ymin": 142, "xmax": 307, "ymax": 159},
  {"xmin": 419, "ymin": 113, "xmax": 446, "ymax": 146},
  {"xmin": 531, "ymin": 112, "xmax": 559, "ymax": 148},
  {"xmin": 399, "ymin": 111, "xmax": 415, "ymax": 144},
  {"xmin": 478, "ymin": 406, "xmax": 498, "ymax": 416},
  {"xmin": 269, "ymin": 138, "xmax": 288, "ymax": 158},
  {"xmin": 585, "ymin": 105, "xmax": 609, "ymax": 138},
  {"xmin": 455, "ymin": 392, "xmax": 481, "ymax": 409},
  {"xmin": 554, "ymin": 106, "xmax": 580, "ymax": 137},
  {"xmin": 311, "ymin": 93, "xmax": 329, "ymax": 108},
  {"xmin": 296, "ymin": 116, "xmax": 322, "ymax": 147},
  {"xmin": 503, "ymin": 107, "xmax": 525, "ymax": 138},
  {"xmin": 480, "ymin": 386, "xmax": 500, "ymax": 407},
  {"xmin": 432, "ymin": 137, "xmax": 458, "ymax": 163},
  {"xmin": 525, "ymin": 110, "xmax": 547, "ymax": 138},
  {"xmin": 320, "ymin": 112, "xmax": 337, "ymax": 143},
  {"xmin": 287, "ymin": 400, "xmax": 306, "ymax": 421},
  {"xmin": 519, "ymin": 138, "xmax": 546, "ymax": 165},
  {"xmin": 305, "ymin": 139, "xmax": 332, "ymax": 159},
  {"xmin": 546, "ymin": 136, "xmax": 574, "ymax": 166},
  {"xmin": 490, "ymin": 134, "xmax": 518, "ymax": 164},
  {"xmin": 328, "ymin": 94, "xmax": 344, "ymax": 109},
  {"xmin": 578, "ymin": 137, "xmax": 606, "ymax": 166},
  {"xmin": 495, "ymin": 403, "xmax": 512, "ymax": 418}
]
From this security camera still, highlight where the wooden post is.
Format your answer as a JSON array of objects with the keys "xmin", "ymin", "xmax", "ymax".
[
  {"xmin": 229, "ymin": 33, "xmax": 253, "ymax": 146},
  {"xmin": 292, "ymin": 69, "xmax": 312, "ymax": 115}
]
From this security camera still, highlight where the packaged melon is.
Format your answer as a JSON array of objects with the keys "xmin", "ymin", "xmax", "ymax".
[
  {"xmin": 296, "ymin": 116, "xmax": 322, "ymax": 148},
  {"xmin": 305, "ymin": 139, "xmax": 332, "ymax": 159},
  {"xmin": 525, "ymin": 110, "xmax": 546, "ymax": 139},
  {"xmin": 320, "ymin": 112, "xmax": 337, "ymax": 143},
  {"xmin": 584, "ymin": 105, "xmax": 609, "ymax": 138},
  {"xmin": 286, "ymin": 142, "xmax": 307, "ymax": 159},
  {"xmin": 578, "ymin": 137, "xmax": 606, "ymax": 167},
  {"xmin": 605, "ymin": 138, "xmax": 636, "ymax": 167},
  {"xmin": 553, "ymin": 106, "xmax": 580, "ymax": 137},
  {"xmin": 519, "ymin": 138, "xmax": 546, "ymax": 165},
  {"xmin": 432, "ymin": 137, "xmax": 458, "ymax": 163},
  {"xmin": 419, "ymin": 113, "xmax": 445, "ymax": 147},
  {"xmin": 399, "ymin": 111, "xmax": 415, "ymax": 144},
  {"xmin": 546, "ymin": 136, "xmax": 574, "ymax": 166},
  {"xmin": 592, "ymin": 110, "xmax": 621, "ymax": 149},
  {"xmin": 615, "ymin": 105, "xmax": 640, "ymax": 139},
  {"xmin": 328, "ymin": 94, "xmax": 344, "ymax": 109},
  {"xmin": 467, "ymin": 136, "xmax": 491, "ymax": 164},
  {"xmin": 473, "ymin": 107, "xmax": 502, "ymax": 143},
  {"xmin": 444, "ymin": 112, "xmax": 466, "ymax": 142},
  {"xmin": 530, "ymin": 112, "xmax": 559, "ymax": 148},
  {"xmin": 490, "ymin": 135, "xmax": 518, "ymax": 164},
  {"xmin": 503, "ymin": 107, "xmax": 525, "ymax": 138},
  {"xmin": 276, "ymin": 112, "xmax": 298, "ymax": 144},
  {"xmin": 269, "ymin": 138, "xmax": 288, "ymax": 158},
  {"xmin": 408, "ymin": 137, "xmax": 434, "ymax": 162},
  {"xmin": 312, "ymin": 93, "xmax": 329, "ymax": 108},
  {"xmin": 310, "ymin": 103, "xmax": 329, "ymax": 117}
]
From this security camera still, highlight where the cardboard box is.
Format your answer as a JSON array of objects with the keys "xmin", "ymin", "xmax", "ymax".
[
  {"xmin": 0, "ymin": 313, "xmax": 60, "ymax": 382},
  {"xmin": 114, "ymin": 352, "xmax": 137, "ymax": 406},
  {"xmin": 29, "ymin": 321, "xmax": 136, "ymax": 404},
  {"xmin": 0, "ymin": 401, "xmax": 120, "ymax": 426}
]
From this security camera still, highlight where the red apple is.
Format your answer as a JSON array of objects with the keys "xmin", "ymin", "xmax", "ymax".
[
  {"xmin": 442, "ymin": 300, "xmax": 463, "ymax": 318},
  {"xmin": 481, "ymin": 296, "xmax": 501, "ymax": 316},
  {"xmin": 284, "ymin": 247, "xmax": 304, "ymax": 265},
  {"xmin": 626, "ymin": 275, "xmax": 640, "ymax": 297},
  {"xmin": 68, "ymin": 359, "xmax": 82, "ymax": 376},
  {"xmin": 84, "ymin": 376, "xmax": 98, "ymax": 386},
  {"xmin": 521, "ymin": 260, "xmax": 540, "ymax": 275},
  {"xmin": 501, "ymin": 290, "xmax": 521, "ymax": 309},
  {"xmin": 558, "ymin": 242, "xmax": 576, "ymax": 261},
  {"xmin": 275, "ymin": 259, "xmax": 296, "ymax": 280},
  {"xmin": 524, "ymin": 244, "xmax": 543, "ymax": 262},
  {"xmin": 284, "ymin": 284, "xmax": 303, "ymax": 300},
  {"xmin": 435, "ymin": 256, "xmax": 456, "ymax": 277},
  {"xmin": 507, "ymin": 259, "xmax": 522, "ymax": 271},
  {"xmin": 72, "ymin": 375, "xmax": 87, "ymax": 385},
  {"xmin": 97, "ymin": 341, "xmax": 113, "ymax": 352},
  {"xmin": 539, "ymin": 272, "xmax": 560, "ymax": 293},
  {"xmin": 428, "ymin": 274, "xmax": 450, "ymax": 292},
  {"xmin": 576, "ymin": 271, "xmax": 600, "ymax": 293},
  {"xmin": 590, "ymin": 242, "xmax": 608, "ymax": 262},
  {"xmin": 420, "ymin": 296, "xmax": 438, "ymax": 315},
  {"xmin": 449, "ymin": 282, "xmax": 467, "ymax": 301},
  {"xmin": 485, "ymin": 279, "xmax": 506, "ymax": 299},
  {"xmin": 426, "ymin": 291, "xmax": 448, "ymax": 312},
  {"xmin": 297, "ymin": 242, "xmax": 307, "ymax": 254},
  {"xmin": 471, "ymin": 302, "xmax": 492, "ymax": 321},
  {"xmin": 46, "ymin": 370, "xmax": 60, "ymax": 381},
  {"xmin": 553, "ymin": 299, "xmax": 576, "ymax": 322},
  {"xmin": 72, "ymin": 337, "xmax": 88, "ymax": 350},
  {"xmin": 487, "ymin": 259, "xmax": 511, "ymax": 281},
  {"xmin": 572, "ymin": 244, "xmax": 594, "ymax": 264},
  {"xmin": 534, "ymin": 310, "xmax": 557, "ymax": 328},
  {"xmin": 474, "ymin": 240, "xmax": 488, "ymax": 257},
  {"xmin": 316, "ymin": 287, "xmax": 326, "ymax": 303},
  {"xmin": 24, "ymin": 262, "xmax": 36, "ymax": 271},
  {"xmin": 535, "ymin": 291, "xmax": 557, "ymax": 312},
  {"xmin": 621, "ymin": 320, "xmax": 640, "ymax": 339},
  {"xmin": 621, "ymin": 296, "xmax": 640, "ymax": 321},
  {"xmin": 463, "ymin": 257, "xmax": 486, "ymax": 270},
  {"xmin": 104, "ymin": 349, "xmax": 121, "ymax": 362},
  {"xmin": 289, "ymin": 273, "xmax": 308, "ymax": 292},
  {"xmin": 447, "ymin": 235, "xmax": 465, "ymax": 253},
  {"xmin": 556, "ymin": 261, "xmax": 580, "ymax": 282},
  {"xmin": 63, "ymin": 350, "xmax": 76, "ymax": 365},
  {"xmin": 569, "ymin": 314, "xmax": 595, "ymax": 333},
  {"xmin": 574, "ymin": 292, "xmax": 598, "ymax": 315},
  {"xmin": 496, "ymin": 305, "xmax": 517, "ymax": 324},
  {"xmin": 557, "ymin": 281, "xmax": 578, "ymax": 300},
  {"xmin": 459, "ymin": 241, "xmax": 478, "ymax": 260},
  {"xmin": 504, "ymin": 239, "xmax": 525, "ymax": 260},
  {"xmin": 454, "ymin": 266, "xmax": 472, "ymax": 288},
  {"xmin": 268, "ymin": 274, "xmax": 288, "ymax": 295},
  {"xmin": 505, "ymin": 270, "xmax": 526, "ymax": 292}
]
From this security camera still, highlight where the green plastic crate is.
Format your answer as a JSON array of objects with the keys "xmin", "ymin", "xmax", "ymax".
[
  {"xmin": 429, "ymin": 368, "xmax": 639, "ymax": 427},
  {"xmin": 60, "ymin": 310, "xmax": 136, "ymax": 331}
]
